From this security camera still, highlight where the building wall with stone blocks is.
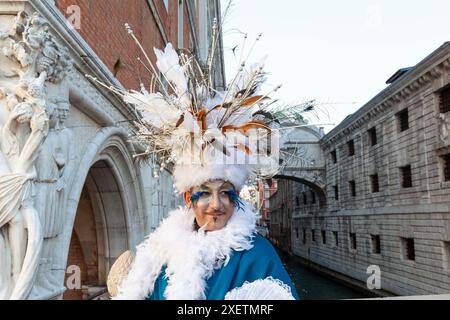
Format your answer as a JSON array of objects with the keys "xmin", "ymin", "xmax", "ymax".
[
  {"xmin": 292, "ymin": 213, "xmax": 450, "ymax": 295},
  {"xmin": 292, "ymin": 183, "xmax": 321, "ymax": 217},
  {"xmin": 268, "ymin": 179, "xmax": 295, "ymax": 252},
  {"xmin": 290, "ymin": 42, "xmax": 450, "ymax": 295}
]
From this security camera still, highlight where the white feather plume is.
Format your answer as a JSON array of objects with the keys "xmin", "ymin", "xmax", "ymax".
[
  {"xmin": 229, "ymin": 56, "xmax": 268, "ymax": 99},
  {"xmin": 90, "ymin": 28, "xmax": 283, "ymax": 193},
  {"xmin": 124, "ymin": 91, "xmax": 181, "ymax": 129},
  {"xmin": 154, "ymin": 43, "xmax": 191, "ymax": 109}
]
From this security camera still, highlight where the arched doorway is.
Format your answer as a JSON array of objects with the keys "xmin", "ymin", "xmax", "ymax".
[{"xmin": 63, "ymin": 160, "xmax": 129, "ymax": 299}]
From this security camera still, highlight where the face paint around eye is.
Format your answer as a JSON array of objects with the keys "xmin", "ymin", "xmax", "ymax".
[
  {"xmin": 190, "ymin": 191, "xmax": 210, "ymax": 204},
  {"xmin": 224, "ymin": 190, "xmax": 244, "ymax": 211}
]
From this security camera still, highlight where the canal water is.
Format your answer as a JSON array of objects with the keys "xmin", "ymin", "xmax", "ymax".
[{"xmin": 279, "ymin": 251, "xmax": 370, "ymax": 300}]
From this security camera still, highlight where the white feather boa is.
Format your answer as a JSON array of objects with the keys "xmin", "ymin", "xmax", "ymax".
[
  {"xmin": 224, "ymin": 277, "xmax": 295, "ymax": 300},
  {"xmin": 114, "ymin": 202, "xmax": 258, "ymax": 300}
]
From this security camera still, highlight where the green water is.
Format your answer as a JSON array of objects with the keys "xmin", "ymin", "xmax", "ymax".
[{"xmin": 280, "ymin": 253, "xmax": 370, "ymax": 300}]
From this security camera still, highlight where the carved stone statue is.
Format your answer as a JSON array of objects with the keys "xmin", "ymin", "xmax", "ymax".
[
  {"xmin": 32, "ymin": 96, "xmax": 75, "ymax": 293},
  {"xmin": 439, "ymin": 112, "xmax": 450, "ymax": 146},
  {"xmin": 0, "ymin": 101, "xmax": 47, "ymax": 299},
  {"xmin": 34, "ymin": 99, "xmax": 61, "ymax": 239},
  {"xmin": 35, "ymin": 96, "xmax": 73, "ymax": 238},
  {"xmin": 0, "ymin": 11, "xmax": 72, "ymax": 299},
  {"xmin": 54, "ymin": 97, "xmax": 74, "ymax": 224}
]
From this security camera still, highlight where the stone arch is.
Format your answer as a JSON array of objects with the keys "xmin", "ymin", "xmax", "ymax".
[
  {"xmin": 63, "ymin": 158, "xmax": 129, "ymax": 299},
  {"xmin": 53, "ymin": 127, "xmax": 146, "ymax": 299},
  {"xmin": 274, "ymin": 174, "xmax": 327, "ymax": 209},
  {"xmin": 276, "ymin": 126, "xmax": 327, "ymax": 209}
]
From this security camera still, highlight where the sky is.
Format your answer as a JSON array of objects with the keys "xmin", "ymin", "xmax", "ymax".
[{"xmin": 221, "ymin": 0, "xmax": 450, "ymax": 133}]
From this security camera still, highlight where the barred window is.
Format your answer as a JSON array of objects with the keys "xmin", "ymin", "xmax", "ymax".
[
  {"xmin": 370, "ymin": 174, "xmax": 379, "ymax": 193},
  {"xmin": 401, "ymin": 238, "xmax": 415, "ymax": 261},
  {"xmin": 371, "ymin": 235, "xmax": 381, "ymax": 254},
  {"xmin": 322, "ymin": 230, "xmax": 327, "ymax": 245},
  {"xmin": 440, "ymin": 86, "xmax": 450, "ymax": 114},
  {"xmin": 333, "ymin": 231, "xmax": 339, "ymax": 247},
  {"xmin": 331, "ymin": 150, "xmax": 337, "ymax": 163},
  {"xmin": 443, "ymin": 154, "xmax": 450, "ymax": 182},
  {"xmin": 333, "ymin": 185, "xmax": 339, "ymax": 200},
  {"xmin": 303, "ymin": 229, "xmax": 307, "ymax": 244},
  {"xmin": 368, "ymin": 127, "xmax": 377, "ymax": 146},
  {"xmin": 311, "ymin": 191, "xmax": 316, "ymax": 204},
  {"xmin": 311, "ymin": 229, "xmax": 316, "ymax": 242},
  {"xmin": 397, "ymin": 109, "xmax": 409, "ymax": 132},
  {"xmin": 347, "ymin": 140, "xmax": 355, "ymax": 156},
  {"xmin": 400, "ymin": 165, "xmax": 413, "ymax": 188},
  {"xmin": 349, "ymin": 180, "xmax": 356, "ymax": 197},
  {"xmin": 303, "ymin": 192, "xmax": 308, "ymax": 205},
  {"xmin": 349, "ymin": 233, "xmax": 357, "ymax": 251}
]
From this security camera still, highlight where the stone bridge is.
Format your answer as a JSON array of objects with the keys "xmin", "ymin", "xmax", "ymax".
[{"xmin": 275, "ymin": 125, "xmax": 327, "ymax": 207}]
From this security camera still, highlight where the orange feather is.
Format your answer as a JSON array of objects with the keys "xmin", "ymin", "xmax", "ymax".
[
  {"xmin": 221, "ymin": 120, "xmax": 270, "ymax": 134},
  {"xmin": 236, "ymin": 143, "xmax": 252, "ymax": 155},
  {"xmin": 197, "ymin": 108, "xmax": 208, "ymax": 133},
  {"xmin": 175, "ymin": 114, "xmax": 184, "ymax": 128},
  {"xmin": 239, "ymin": 95, "xmax": 268, "ymax": 107}
]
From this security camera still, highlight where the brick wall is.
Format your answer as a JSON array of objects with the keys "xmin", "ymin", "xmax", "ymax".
[
  {"xmin": 55, "ymin": 0, "xmax": 191, "ymax": 90},
  {"xmin": 63, "ymin": 186, "xmax": 99, "ymax": 299},
  {"xmin": 63, "ymin": 231, "xmax": 86, "ymax": 300}
]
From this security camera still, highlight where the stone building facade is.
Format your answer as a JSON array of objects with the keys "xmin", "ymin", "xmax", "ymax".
[
  {"xmin": 0, "ymin": 0, "xmax": 224, "ymax": 300},
  {"xmin": 272, "ymin": 42, "xmax": 450, "ymax": 296},
  {"xmin": 267, "ymin": 179, "xmax": 293, "ymax": 252}
]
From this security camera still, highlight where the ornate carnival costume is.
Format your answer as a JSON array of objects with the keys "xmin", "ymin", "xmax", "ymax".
[{"xmin": 102, "ymin": 24, "xmax": 299, "ymax": 300}]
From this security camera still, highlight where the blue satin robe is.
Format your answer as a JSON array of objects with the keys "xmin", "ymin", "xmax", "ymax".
[{"xmin": 147, "ymin": 234, "xmax": 300, "ymax": 300}]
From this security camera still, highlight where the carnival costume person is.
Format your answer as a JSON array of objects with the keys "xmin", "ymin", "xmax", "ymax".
[{"xmin": 102, "ymin": 25, "xmax": 299, "ymax": 300}]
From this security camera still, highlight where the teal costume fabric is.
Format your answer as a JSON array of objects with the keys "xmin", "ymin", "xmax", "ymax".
[{"xmin": 148, "ymin": 234, "xmax": 299, "ymax": 300}]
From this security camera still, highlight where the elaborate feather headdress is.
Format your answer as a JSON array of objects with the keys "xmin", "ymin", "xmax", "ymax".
[{"xmin": 88, "ymin": 24, "xmax": 281, "ymax": 193}]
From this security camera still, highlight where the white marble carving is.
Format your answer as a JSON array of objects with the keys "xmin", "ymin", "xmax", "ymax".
[
  {"xmin": 35, "ymin": 97, "xmax": 73, "ymax": 239},
  {"xmin": 439, "ymin": 112, "xmax": 450, "ymax": 146},
  {"xmin": 0, "ymin": 11, "xmax": 71, "ymax": 300}
]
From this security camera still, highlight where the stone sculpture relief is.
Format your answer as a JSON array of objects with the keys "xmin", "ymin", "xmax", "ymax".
[
  {"xmin": 438, "ymin": 112, "xmax": 450, "ymax": 146},
  {"xmin": 35, "ymin": 97, "xmax": 74, "ymax": 239},
  {"xmin": 0, "ymin": 11, "xmax": 71, "ymax": 299}
]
